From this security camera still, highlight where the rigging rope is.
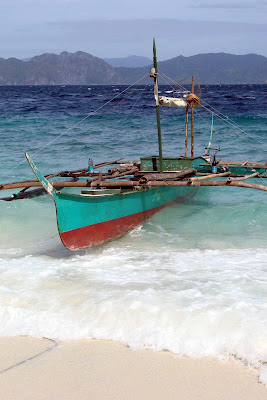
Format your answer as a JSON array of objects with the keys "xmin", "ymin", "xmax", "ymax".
[
  {"xmin": 159, "ymin": 71, "xmax": 267, "ymax": 160},
  {"xmin": 0, "ymin": 74, "xmax": 149, "ymax": 182},
  {"xmin": 200, "ymin": 103, "xmax": 267, "ymax": 160},
  {"xmin": 200, "ymin": 97, "xmax": 266, "ymax": 146},
  {"xmin": 43, "ymin": 81, "xmax": 149, "ymax": 174},
  {"xmin": 193, "ymin": 108, "xmax": 229, "ymax": 145},
  {"xmin": 208, "ymin": 112, "xmax": 214, "ymax": 153},
  {"xmin": 160, "ymin": 72, "xmax": 193, "ymax": 95}
]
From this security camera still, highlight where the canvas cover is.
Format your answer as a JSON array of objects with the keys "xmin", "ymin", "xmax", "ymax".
[{"xmin": 159, "ymin": 96, "xmax": 187, "ymax": 108}]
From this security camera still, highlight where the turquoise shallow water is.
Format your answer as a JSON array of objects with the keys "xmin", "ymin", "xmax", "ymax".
[{"xmin": 0, "ymin": 84, "xmax": 266, "ymax": 383}]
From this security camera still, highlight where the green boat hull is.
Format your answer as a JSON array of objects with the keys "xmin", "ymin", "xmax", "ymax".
[{"xmin": 26, "ymin": 152, "xmax": 198, "ymax": 250}]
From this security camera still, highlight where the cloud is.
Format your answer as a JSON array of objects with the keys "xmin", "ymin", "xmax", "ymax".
[
  {"xmin": 42, "ymin": 19, "xmax": 267, "ymax": 59},
  {"xmin": 190, "ymin": 3, "xmax": 253, "ymax": 8},
  {"xmin": 1, "ymin": 18, "xmax": 266, "ymax": 59},
  {"xmin": 47, "ymin": 18, "xmax": 267, "ymax": 39},
  {"xmin": 190, "ymin": 1, "xmax": 267, "ymax": 8}
]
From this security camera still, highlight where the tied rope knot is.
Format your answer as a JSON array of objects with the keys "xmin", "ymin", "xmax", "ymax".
[{"xmin": 186, "ymin": 93, "xmax": 200, "ymax": 108}]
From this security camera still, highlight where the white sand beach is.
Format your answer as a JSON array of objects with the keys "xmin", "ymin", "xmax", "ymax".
[{"xmin": 0, "ymin": 337, "xmax": 266, "ymax": 400}]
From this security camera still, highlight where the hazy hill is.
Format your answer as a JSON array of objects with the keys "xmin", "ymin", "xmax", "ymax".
[
  {"xmin": 117, "ymin": 53, "xmax": 267, "ymax": 84},
  {"xmin": 0, "ymin": 51, "xmax": 266, "ymax": 85},
  {"xmin": 104, "ymin": 55, "xmax": 152, "ymax": 68},
  {"xmin": 0, "ymin": 51, "xmax": 119, "ymax": 85},
  {"xmin": 161, "ymin": 53, "xmax": 267, "ymax": 84}
]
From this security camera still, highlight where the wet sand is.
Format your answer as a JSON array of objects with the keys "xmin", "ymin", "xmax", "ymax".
[{"xmin": 0, "ymin": 337, "xmax": 266, "ymax": 400}]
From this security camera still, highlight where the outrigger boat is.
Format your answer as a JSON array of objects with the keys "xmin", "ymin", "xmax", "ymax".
[{"xmin": 1, "ymin": 41, "xmax": 267, "ymax": 250}]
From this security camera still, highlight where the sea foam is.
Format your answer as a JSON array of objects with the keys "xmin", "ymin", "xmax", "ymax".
[
  {"xmin": 0, "ymin": 84, "xmax": 266, "ymax": 385},
  {"xmin": 0, "ymin": 244, "xmax": 266, "ymax": 384}
]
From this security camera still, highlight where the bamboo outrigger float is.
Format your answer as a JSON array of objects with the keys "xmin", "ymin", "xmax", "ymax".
[{"xmin": 1, "ymin": 40, "xmax": 266, "ymax": 249}]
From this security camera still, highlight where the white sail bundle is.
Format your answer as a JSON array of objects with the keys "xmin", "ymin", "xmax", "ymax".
[{"xmin": 159, "ymin": 96, "xmax": 187, "ymax": 108}]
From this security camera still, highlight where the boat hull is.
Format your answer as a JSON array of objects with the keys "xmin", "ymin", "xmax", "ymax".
[
  {"xmin": 25, "ymin": 153, "xmax": 198, "ymax": 251},
  {"xmin": 54, "ymin": 187, "xmax": 197, "ymax": 250}
]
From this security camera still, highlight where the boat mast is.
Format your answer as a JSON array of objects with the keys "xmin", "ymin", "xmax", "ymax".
[
  {"xmin": 185, "ymin": 75, "xmax": 195, "ymax": 158},
  {"xmin": 185, "ymin": 105, "xmax": 189, "ymax": 157},
  {"xmin": 191, "ymin": 75, "xmax": 195, "ymax": 157},
  {"xmin": 152, "ymin": 39, "xmax": 163, "ymax": 173}
]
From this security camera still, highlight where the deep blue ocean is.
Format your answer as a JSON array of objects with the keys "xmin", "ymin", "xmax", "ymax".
[{"xmin": 0, "ymin": 84, "xmax": 266, "ymax": 383}]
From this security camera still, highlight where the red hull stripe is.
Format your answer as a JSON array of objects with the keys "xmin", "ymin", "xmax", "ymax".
[
  {"xmin": 60, "ymin": 202, "xmax": 165, "ymax": 250},
  {"xmin": 59, "ymin": 190, "xmax": 196, "ymax": 250}
]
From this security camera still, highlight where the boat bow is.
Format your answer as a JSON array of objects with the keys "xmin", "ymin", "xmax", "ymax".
[{"xmin": 25, "ymin": 152, "xmax": 57, "ymax": 198}]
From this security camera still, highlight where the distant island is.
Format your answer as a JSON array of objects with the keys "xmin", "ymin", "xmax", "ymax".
[
  {"xmin": 0, "ymin": 51, "xmax": 266, "ymax": 85},
  {"xmin": 104, "ymin": 55, "xmax": 152, "ymax": 68}
]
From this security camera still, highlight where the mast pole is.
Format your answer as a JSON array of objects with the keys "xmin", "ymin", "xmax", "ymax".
[
  {"xmin": 191, "ymin": 75, "xmax": 195, "ymax": 157},
  {"xmin": 185, "ymin": 105, "xmax": 189, "ymax": 157},
  {"xmin": 152, "ymin": 39, "xmax": 163, "ymax": 173}
]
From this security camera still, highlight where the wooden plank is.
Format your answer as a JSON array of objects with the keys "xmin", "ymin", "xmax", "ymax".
[
  {"xmin": 97, "ymin": 171, "xmax": 103, "ymax": 187},
  {"xmin": 189, "ymin": 171, "xmax": 231, "ymax": 181},
  {"xmin": 138, "ymin": 169, "xmax": 196, "ymax": 184},
  {"xmin": 228, "ymin": 172, "xmax": 260, "ymax": 181}
]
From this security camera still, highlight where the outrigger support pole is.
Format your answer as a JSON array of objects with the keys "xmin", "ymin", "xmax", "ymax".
[
  {"xmin": 152, "ymin": 39, "xmax": 163, "ymax": 173},
  {"xmin": 2, "ymin": 175, "xmax": 267, "ymax": 193}
]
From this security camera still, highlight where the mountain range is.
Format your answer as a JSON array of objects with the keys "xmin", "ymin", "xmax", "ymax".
[
  {"xmin": 104, "ymin": 55, "xmax": 152, "ymax": 68},
  {"xmin": 0, "ymin": 51, "xmax": 266, "ymax": 85}
]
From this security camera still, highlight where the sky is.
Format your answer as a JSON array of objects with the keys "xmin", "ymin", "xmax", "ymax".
[{"xmin": 1, "ymin": 0, "xmax": 267, "ymax": 60}]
